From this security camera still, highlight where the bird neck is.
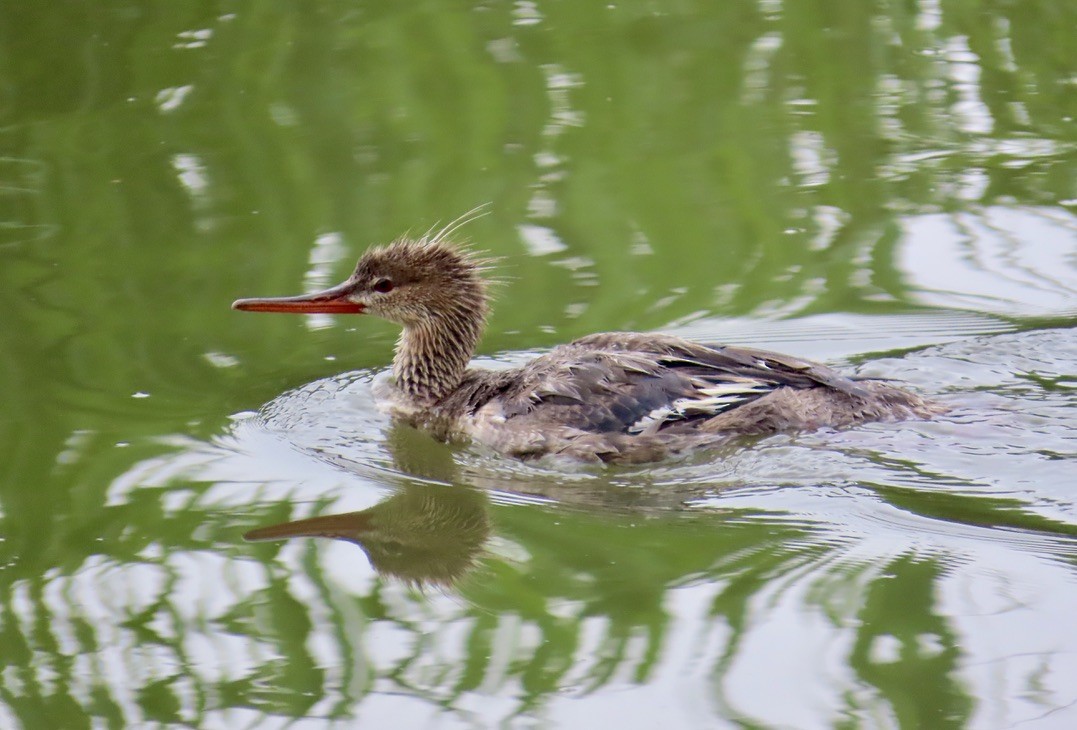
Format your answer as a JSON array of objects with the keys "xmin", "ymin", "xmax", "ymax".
[{"xmin": 393, "ymin": 309, "xmax": 484, "ymax": 404}]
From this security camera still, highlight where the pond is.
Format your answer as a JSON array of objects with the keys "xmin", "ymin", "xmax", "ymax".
[{"xmin": 1, "ymin": 1, "xmax": 1075, "ymax": 728}]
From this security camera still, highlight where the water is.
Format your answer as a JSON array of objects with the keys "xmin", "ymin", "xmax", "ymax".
[{"xmin": 1, "ymin": 2, "xmax": 1075, "ymax": 728}]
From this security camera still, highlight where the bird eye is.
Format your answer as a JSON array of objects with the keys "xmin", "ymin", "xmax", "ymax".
[{"xmin": 372, "ymin": 278, "xmax": 394, "ymax": 294}]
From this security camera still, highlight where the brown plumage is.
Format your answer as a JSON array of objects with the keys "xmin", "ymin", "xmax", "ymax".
[{"xmin": 234, "ymin": 237, "xmax": 944, "ymax": 463}]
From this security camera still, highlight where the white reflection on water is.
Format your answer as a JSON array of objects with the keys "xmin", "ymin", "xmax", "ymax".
[
  {"xmin": 303, "ymin": 231, "xmax": 350, "ymax": 332},
  {"xmin": 899, "ymin": 207, "xmax": 1077, "ymax": 316}
]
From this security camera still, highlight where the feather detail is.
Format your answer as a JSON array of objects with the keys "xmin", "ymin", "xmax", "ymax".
[{"xmin": 259, "ymin": 236, "xmax": 941, "ymax": 462}]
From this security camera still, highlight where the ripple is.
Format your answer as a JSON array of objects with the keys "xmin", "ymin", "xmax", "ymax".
[
  {"xmin": 243, "ymin": 326, "xmax": 1076, "ymax": 567},
  {"xmin": 898, "ymin": 207, "xmax": 1077, "ymax": 318},
  {"xmin": 671, "ymin": 310, "xmax": 1016, "ymax": 362}
]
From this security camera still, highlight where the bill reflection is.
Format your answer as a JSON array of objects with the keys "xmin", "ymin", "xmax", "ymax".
[{"xmin": 245, "ymin": 484, "xmax": 491, "ymax": 588}]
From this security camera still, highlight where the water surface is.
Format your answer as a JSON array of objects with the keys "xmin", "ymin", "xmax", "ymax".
[{"xmin": 1, "ymin": 1, "xmax": 1075, "ymax": 728}]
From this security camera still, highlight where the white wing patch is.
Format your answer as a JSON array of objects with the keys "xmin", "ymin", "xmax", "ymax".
[{"xmin": 628, "ymin": 379, "xmax": 773, "ymax": 436}]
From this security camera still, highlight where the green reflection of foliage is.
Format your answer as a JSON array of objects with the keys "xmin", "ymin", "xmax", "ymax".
[
  {"xmin": 849, "ymin": 556, "xmax": 970, "ymax": 729},
  {"xmin": 0, "ymin": 0, "xmax": 1073, "ymax": 727},
  {"xmin": 236, "ymin": 500, "xmax": 980, "ymax": 727}
]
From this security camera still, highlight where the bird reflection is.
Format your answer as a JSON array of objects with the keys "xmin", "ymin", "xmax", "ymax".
[
  {"xmin": 245, "ymin": 425, "xmax": 490, "ymax": 587},
  {"xmin": 245, "ymin": 483, "xmax": 490, "ymax": 587}
]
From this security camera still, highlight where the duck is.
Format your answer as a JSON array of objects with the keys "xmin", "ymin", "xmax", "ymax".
[{"xmin": 233, "ymin": 235, "xmax": 943, "ymax": 463}]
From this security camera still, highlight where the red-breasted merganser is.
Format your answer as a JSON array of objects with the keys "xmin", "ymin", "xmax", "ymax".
[{"xmin": 233, "ymin": 237, "xmax": 943, "ymax": 463}]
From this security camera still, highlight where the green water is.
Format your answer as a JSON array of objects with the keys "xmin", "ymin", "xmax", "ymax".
[{"xmin": 2, "ymin": 2, "xmax": 1075, "ymax": 728}]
